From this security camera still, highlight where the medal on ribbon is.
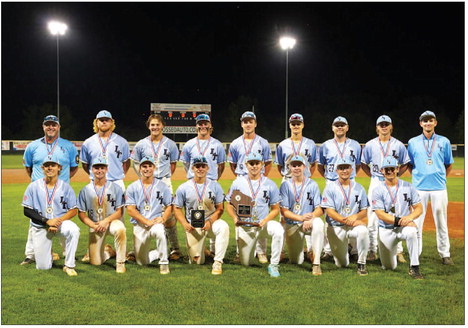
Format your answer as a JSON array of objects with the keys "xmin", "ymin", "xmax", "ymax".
[
  {"xmin": 290, "ymin": 137, "xmax": 304, "ymax": 156},
  {"xmin": 247, "ymin": 176, "xmax": 263, "ymax": 222},
  {"xmin": 385, "ymin": 181, "xmax": 400, "ymax": 215},
  {"xmin": 242, "ymin": 135, "xmax": 258, "ymax": 158},
  {"xmin": 333, "ymin": 138, "xmax": 348, "ymax": 159},
  {"xmin": 193, "ymin": 179, "xmax": 209, "ymax": 211},
  {"xmin": 44, "ymin": 179, "xmax": 59, "ymax": 217},
  {"xmin": 196, "ymin": 137, "xmax": 211, "ymax": 157},
  {"xmin": 292, "ymin": 179, "xmax": 307, "ymax": 213},
  {"xmin": 423, "ymin": 133, "xmax": 437, "ymax": 166},
  {"xmin": 93, "ymin": 181, "xmax": 107, "ymax": 220},
  {"xmin": 140, "ymin": 179, "xmax": 155, "ymax": 212},
  {"xmin": 337, "ymin": 180, "xmax": 352, "ymax": 215},
  {"xmin": 97, "ymin": 132, "xmax": 113, "ymax": 159},
  {"xmin": 148, "ymin": 136, "xmax": 165, "ymax": 169}
]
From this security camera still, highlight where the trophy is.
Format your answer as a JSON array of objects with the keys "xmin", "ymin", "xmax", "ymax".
[
  {"xmin": 230, "ymin": 190, "xmax": 259, "ymax": 227},
  {"xmin": 191, "ymin": 209, "xmax": 205, "ymax": 228}
]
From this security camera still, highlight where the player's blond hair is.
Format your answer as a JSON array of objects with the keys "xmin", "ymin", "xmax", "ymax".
[{"xmin": 93, "ymin": 118, "xmax": 116, "ymax": 133}]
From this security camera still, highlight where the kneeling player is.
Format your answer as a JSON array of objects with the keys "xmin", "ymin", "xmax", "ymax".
[
  {"xmin": 78, "ymin": 157, "xmax": 127, "ymax": 273},
  {"xmin": 126, "ymin": 156, "xmax": 172, "ymax": 274},
  {"xmin": 174, "ymin": 156, "xmax": 229, "ymax": 275},
  {"xmin": 280, "ymin": 155, "xmax": 324, "ymax": 275},
  {"xmin": 372, "ymin": 156, "xmax": 424, "ymax": 279}
]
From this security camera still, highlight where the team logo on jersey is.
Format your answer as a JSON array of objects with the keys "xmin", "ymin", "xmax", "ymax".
[
  {"xmin": 114, "ymin": 145, "xmax": 122, "ymax": 158},
  {"xmin": 392, "ymin": 150, "xmax": 399, "ymax": 159},
  {"xmin": 107, "ymin": 194, "xmax": 117, "ymax": 207},
  {"xmin": 59, "ymin": 196, "xmax": 68, "ymax": 209},
  {"xmin": 403, "ymin": 193, "xmax": 412, "ymax": 207},
  {"xmin": 349, "ymin": 150, "xmax": 356, "ymax": 162},
  {"xmin": 163, "ymin": 149, "xmax": 170, "ymax": 161},
  {"xmin": 155, "ymin": 191, "xmax": 163, "ymax": 205},
  {"xmin": 210, "ymin": 148, "xmax": 218, "ymax": 161},
  {"xmin": 262, "ymin": 190, "xmax": 270, "ymax": 203},
  {"xmin": 306, "ymin": 192, "xmax": 314, "ymax": 205},
  {"xmin": 354, "ymin": 195, "xmax": 361, "ymax": 207},
  {"xmin": 208, "ymin": 191, "xmax": 216, "ymax": 204}
]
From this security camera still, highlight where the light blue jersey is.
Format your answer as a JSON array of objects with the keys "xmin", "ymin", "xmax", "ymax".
[
  {"xmin": 226, "ymin": 175, "xmax": 280, "ymax": 225},
  {"xmin": 22, "ymin": 179, "xmax": 77, "ymax": 228},
  {"xmin": 407, "ymin": 133, "xmax": 453, "ymax": 191},
  {"xmin": 275, "ymin": 137, "xmax": 318, "ymax": 178},
  {"xmin": 80, "ymin": 133, "xmax": 130, "ymax": 181},
  {"xmin": 371, "ymin": 179, "xmax": 421, "ymax": 229},
  {"xmin": 318, "ymin": 138, "xmax": 362, "ymax": 181},
  {"xmin": 78, "ymin": 181, "xmax": 125, "ymax": 222},
  {"xmin": 321, "ymin": 180, "xmax": 369, "ymax": 227},
  {"xmin": 23, "ymin": 137, "xmax": 79, "ymax": 182},
  {"xmin": 125, "ymin": 179, "xmax": 173, "ymax": 224},
  {"xmin": 361, "ymin": 137, "xmax": 409, "ymax": 179},
  {"xmin": 131, "ymin": 136, "xmax": 179, "ymax": 179},
  {"xmin": 180, "ymin": 137, "xmax": 226, "ymax": 180},
  {"xmin": 279, "ymin": 178, "xmax": 321, "ymax": 225},
  {"xmin": 227, "ymin": 135, "xmax": 272, "ymax": 176},
  {"xmin": 173, "ymin": 179, "xmax": 225, "ymax": 223}
]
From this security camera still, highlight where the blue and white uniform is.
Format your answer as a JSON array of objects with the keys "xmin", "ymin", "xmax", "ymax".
[
  {"xmin": 318, "ymin": 138, "xmax": 362, "ymax": 182},
  {"xmin": 361, "ymin": 137, "xmax": 410, "ymax": 253},
  {"xmin": 275, "ymin": 137, "xmax": 318, "ymax": 179},
  {"xmin": 174, "ymin": 179, "xmax": 229, "ymax": 264},
  {"xmin": 321, "ymin": 180, "xmax": 369, "ymax": 267},
  {"xmin": 280, "ymin": 178, "xmax": 324, "ymax": 265},
  {"xmin": 78, "ymin": 181, "xmax": 126, "ymax": 265},
  {"xmin": 180, "ymin": 137, "xmax": 226, "ymax": 180},
  {"xmin": 372, "ymin": 179, "xmax": 421, "ymax": 269},
  {"xmin": 22, "ymin": 179, "xmax": 79, "ymax": 270},
  {"xmin": 226, "ymin": 175, "xmax": 284, "ymax": 266},
  {"xmin": 408, "ymin": 133, "xmax": 454, "ymax": 258},
  {"xmin": 227, "ymin": 135, "xmax": 272, "ymax": 176},
  {"xmin": 125, "ymin": 179, "xmax": 173, "ymax": 265}
]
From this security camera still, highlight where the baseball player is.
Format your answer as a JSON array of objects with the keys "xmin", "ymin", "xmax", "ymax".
[
  {"xmin": 21, "ymin": 114, "xmax": 79, "ymax": 265},
  {"xmin": 226, "ymin": 152, "xmax": 284, "ymax": 277},
  {"xmin": 77, "ymin": 156, "xmax": 127, "ymax": 273},
  {"xmin": 407, "ymin": 110, "xmax": 454, "ymax": 265},
  {"xmin": 125, "ymin": 156, "xmax": 172, "ymax": 274},
  {"xmin": 321, "ymin": 157, "xmax": 370, "ymax": 276},
  {"xmin": 279, "ymin": 155, "xmax": 324, "ymax": 275},
  {"xmin": 318, "ymin": 116, "xmax": 362, "ymax": 260},
  {"xmin": 21, "ymin": 155, "xmax": 80, "ymax": 276},
  {"xmin": 173, "ymin": 156, "xmax": 229, "ymax": 275},
  {"xmin": 361, "ymin": 115, "xmax": 410, "ymax": 263},
  {"xmin": 227, "ymin": 111, "xmax": 272, "ymax": 263},
  {"xmin": 131, "ymin": 113, "xmax": 181, "ymax": 260},
  {"xmin": 372, "ymin": 156, "xmax": 424, "ymax": 279}
]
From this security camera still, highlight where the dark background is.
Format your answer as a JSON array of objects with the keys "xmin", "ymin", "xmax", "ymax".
[{"xmin": 2, "ymin": 2, "xmax": 464, "ymax": 143}]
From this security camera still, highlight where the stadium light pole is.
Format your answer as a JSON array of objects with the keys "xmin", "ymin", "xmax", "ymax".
[
  {"xmin": 48, "ymin": 21, "xmax": 67, "ymax": 122},
  {"xmin": 279, "ymin": 36, "xmax": 296, "ymax": 139}
]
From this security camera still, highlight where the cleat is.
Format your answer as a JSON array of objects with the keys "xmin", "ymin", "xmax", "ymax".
[
  {"xmin": 312, "ymin": 264, "xmax": 322, "ymax": 276},
  {"xmin": 268, "ymin": 264, "xmax": 280, "ymax": 277},
  {"xmin": 321, "ymin": 253, "xmax": 333, "ymax": 261},
  {"xmin": 20, "ymin": 257, "xmax": 35, "ymax": 265},
  {"xmin": 169, "ymin": 249, "xmax": 181, "ymax": 261},
  {"xmin": 126, "ymin": 251, "xmax": 136, "ymax": 262},
  {"xmin": 409, "ymin": 265, "xmax": 424, "ymax": 279},
  {"xmin": 104, "ymin": 244, "xmax": 116, "ymax": 258},
  {"xmin": 442, "ymin": 257, "xmax": 454, "ymax": 265},
  {"xmin": 211, "ymin": 261, "xmax": 223, "ymax": 275},
  {"xmin": 257, "ymin": 253, "xmax": 268, "ymax": 264},
  {"xmin": 81, "ymin": 252, "xmax": 90, "ymax": 263},
  {"xmin": 233, "ymin": 254, "xmax": 240, "ymax": 263},
  {"xmin": 63, "ymin": 266, "xmax": 78, "ymax": 276},
  {"xmin": 307, "ymin": 251, "xmax": 315, "ymax": 264},
  {"xmin": 349, "ymin": 253, "xmax": 358, "ymax": 263},
  {"xmin": 204, "ymin": 248, "xmax": 215, "ymax": 259},
  {"xmin": 116, "ymin": 262, "xmax": 126, "ymax": 273},
  {"xmin": 397, "ymin": 252, "xmax": 407, "ymax": 263},
  {"xmin": 52, "ymin": 252, "xmax": 60, "ymax": 261},
  {"xmin": 367, "ymin": 251, "xmax": 378, "ymax": 261},
  {"xmin": 160, "ymin": 264, "xmax": 170, "ymax": 275},
  {"xmin": 357, "ymin": 263, "xmax": 368, "ymax": 276}
]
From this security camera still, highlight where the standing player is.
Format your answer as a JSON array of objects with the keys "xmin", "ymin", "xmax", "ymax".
[
  {"xmin": 321, "ymin": 158, "xmax": 370, "ymax": 276},
  {"xmin": 226, "ymin": 152, "xmax": 284, "ymax": 277},
  {"xmin": 21, "ymin": 114, "xmax": 79, "ymax": 265},
  {"xmin": 280, "ymin": 155, "xmax": 324, "ymax": 275},
  {"xmin": 361, "ymin": 115, "xmax": 410, "ymax": 262},
  {"xmin": 125, "ymin": 156, "xmax": 172, "ymax": 274},
  {"xmin": 407, "ymin": 110, "xmax": 454, "ymax": 265},
  {"xmin": 131, "ymin": 113, "xmax": 181, "ymax": 260},
  {"xmin": 21, "ymin": 155, "xmax": 80, "ymax": 276},
  {"xmin": 372, "ymin": 156, "xmax": 424, "ymax": 279},
  {"xmin": 78, "ymin": 157, "xmax": 127, "ymax": 273},
  {"xmin": 173, "ymin": 157, "xmax": 229, "ymax": 275},
  {"xmin": 318, "ymin": 116, "xmax": 362, "ymax": 260},
  {"xmin": 227, "ymin": 111, "xmax": 273, "ymax": 263}
]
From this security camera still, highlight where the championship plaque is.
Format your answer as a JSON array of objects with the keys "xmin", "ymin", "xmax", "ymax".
[
  {"xmin": 191, "ymin": 209, "xmax": 205, "ymax": 228},
  {"xmin": 230, "ymin": 190, "xmax": 259, "ymax": 226}
]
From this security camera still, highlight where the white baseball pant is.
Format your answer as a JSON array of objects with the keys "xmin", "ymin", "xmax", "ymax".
[
  {"xmin": 414, "ymin": 189, "xmax": 450, "ymax": 258},
  {"xmin": 237, "ymin": 221, "xmax": 284, "ymax": 266},
  {"xmin": 283, "ymin": 217, "xmax": 324, "ymax": 265},
  {"xmin": 327, "ymin": 224, "xmax": 369, "ymax": 267},
  {"xmin": 185, "ymin": 219, "xmax": 230, "ymax": 264},
  {"xmin": 378, "ymin": 226, "xmax": 419, "ymax": 270},
  {"xmin": 88, "ymin": 220, "xmax": 126, "ymax": 265},
  {"xmin": 133, "ymin": 223, "xmax": 168, "ymax": 265},
  {"xmin": 31, "ymin": 220, "xmax": 80, "ymax": 270}
]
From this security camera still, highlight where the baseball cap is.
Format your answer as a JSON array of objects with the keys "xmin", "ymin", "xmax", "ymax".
[
  {"xmin": 245, "ymin": 152, "xmax": 263, "ymax": 162},
  {"xmin": 91, "ymin": 156, "xmax": 108, "ymax": 167},
  {"xmin": 289, "ymin": 113, "xmax": 304, "ymax": 123},
  {"xmin": 381, "ymin": 156, "xmax": 398, "ymax": 169},
  {"xmin": 43, "ymin": 115, "xmax": 60, "ymax": 125},
  {"xmin": 419, "ymin": 110, "xmax": 436, "ymax": 121},
  {"xmin": 42, "ymin": 154, "xmax": 61, "ymax": 166},
  {"xmin": 240, "ymin": 111, "xmax": 256, "ymax": 121},
  {"xmin": 195, "ymin": 114, "xmax": 211, "ymax": 123},
  {"xmin": 140, "ymin": 156, "xmax": 155, "ymax": 166},
  {"xmin": 96, "ymin": 110, "xmax": 113, "ymax": 119},
  {"xmin": 333, "ymin": 116, "xmax": 348, "ymax": 125},
  {"xmin": 376, "ymin": 115, "xmax": 392, "ymax": 125},
  {"xmin": 192, "ymin": 156, "xmax": 208, "ymax": 166},
  {"xmin": 289, "ymin": 155, "xmax": 306, "ymax": 165},
  {"xmin": 335, "ymin": 157, "xmax": 352, "ymax": 170}
]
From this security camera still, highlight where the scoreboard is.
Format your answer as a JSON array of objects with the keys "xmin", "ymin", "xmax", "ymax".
[{"xmin": 150, "ymin": 103, "xmax": 211, "ymax": 134}]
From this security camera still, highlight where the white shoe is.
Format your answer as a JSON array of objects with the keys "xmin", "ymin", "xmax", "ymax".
[
  {"xmin": 63, "ymin": 266, "xmax": 78, "ymax": 276},
  {"xmin": 160, "ymin": 264, "xmax": 170, "ymax": 275},
  {"xmin": 257, "ymin": 253, "xmax": 268, "ymax": 264}
]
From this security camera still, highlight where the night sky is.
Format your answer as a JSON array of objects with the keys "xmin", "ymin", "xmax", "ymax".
[{"xmin": 2, "ymin": 2, "xmax": 464, "ymax": 143}]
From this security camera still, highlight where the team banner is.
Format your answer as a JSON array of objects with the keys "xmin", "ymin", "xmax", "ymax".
[{"xmin": 150, "ymin": 103, "xmax": 211, "ymax": 134}]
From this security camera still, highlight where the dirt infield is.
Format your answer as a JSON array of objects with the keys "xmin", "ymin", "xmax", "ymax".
[{"xmin": 2, "ymin": 167, "xmax": 464, "ymax": 239}]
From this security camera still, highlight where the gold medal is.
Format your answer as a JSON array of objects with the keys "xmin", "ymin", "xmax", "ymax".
[
  {"xmin": 144, "ymin": 204, "xmax": 151, "ymax": 211},
  {"xmin": 294, "ymin": 203, "xmax": 301, "ymax": 211},
  {"xmin": 97, "ymin": 208, "xmax": 103, "ymax": 214},
  {"xmin": 344, "ymin": 206, "xmax": 351, "ymax": 214},
  {"xmin": 46, "ymin": 207, "xmax": 53, "ymax": 214},
  {"xmin": 198, "ymin": 205, "xmax": 204, "ymax": 210},
  {"xmin": 427, "ymin": 159, "xmax": 433, "ymax": 165}
]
